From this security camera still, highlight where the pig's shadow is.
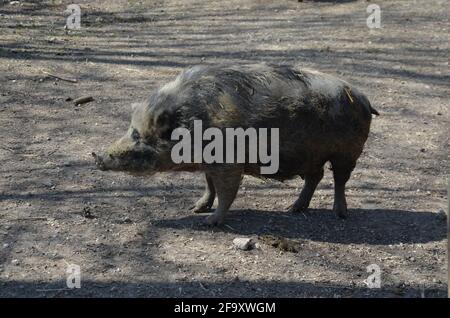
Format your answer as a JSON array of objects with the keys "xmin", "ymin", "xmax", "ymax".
[{"xmin": 153, "ymin": 208, "xmax": 447, "ymax": 245}]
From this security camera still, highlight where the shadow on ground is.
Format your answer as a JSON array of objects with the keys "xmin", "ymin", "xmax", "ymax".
[
  {"xmin": 154, "ymin": 208, "xmax": 447, "ymax": 245},
  {"xmin": 0, "ymin": 279, "xmax": 445, "ymax": 298}
]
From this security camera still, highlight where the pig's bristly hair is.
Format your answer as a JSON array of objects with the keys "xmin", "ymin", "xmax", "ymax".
[{"xmin": 141, "ymin": 63, "xmax": 376, "ymax": 139}]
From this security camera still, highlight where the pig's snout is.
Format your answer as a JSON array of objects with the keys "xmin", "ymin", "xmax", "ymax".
[{"xmin": 92, "ymin": 152, "xmax": 107, "ymax": 171}]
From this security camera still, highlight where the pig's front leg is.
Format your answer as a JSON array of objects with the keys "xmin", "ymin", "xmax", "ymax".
[
  {"xmin": 203, "ymin": 167, "xmax": 243, "ymax": 226},
  {"xmin": 192, "ymin": 173, "xmax": 216, "ymax": 213}
]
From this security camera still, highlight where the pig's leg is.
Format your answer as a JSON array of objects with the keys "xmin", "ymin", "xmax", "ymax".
[
  {"xmin": 331, "ymin": 159, "xmax": 356, "ymax": 219},
  {"xmin": 192, "ymin": 173, "xmax": 216, "ymax": 213},
  {"xmin": 289, "ymin": 168, "xmax": 324, "ymax": 213},
  {"xmin": 204, "ymin": 168, "xmax": 242, "ymax": 226}
]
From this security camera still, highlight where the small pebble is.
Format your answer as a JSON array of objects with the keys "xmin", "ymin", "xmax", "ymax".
[
  {"xmin": 233, "ymin": 238, "xmax": 254, "ymax": 251},
  {"xmin": 121, "ymin": 217, "xmax": 132, "ymax": 224},
  {"xmin": 42, "ymin": 181, "xmax": 53, "ymax": 187}
]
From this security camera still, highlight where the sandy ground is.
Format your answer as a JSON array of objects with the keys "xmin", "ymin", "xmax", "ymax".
[{"xmin": 0, "ymin": 0, "xmax": 448, "ymax": 297}]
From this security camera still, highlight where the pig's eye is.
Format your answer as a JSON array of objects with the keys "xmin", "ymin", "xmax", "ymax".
[{"xmin": 131, "ymin": 128, "xmax": 141, "ymax": 141}]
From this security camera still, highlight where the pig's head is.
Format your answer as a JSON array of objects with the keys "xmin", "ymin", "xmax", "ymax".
[{"xmin": 92, "ymin": 97, "xmax": 180, "ymax": 175}]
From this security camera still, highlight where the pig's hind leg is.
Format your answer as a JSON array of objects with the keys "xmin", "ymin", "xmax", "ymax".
[
  {"xmin": 192, "ymin": 173, "xmax": 216, "ymax": 213},
  {"xmin": 203, "ymin": 167, "xmax": 243, "ymax": 226},
  {"xmin": 331, "ymin": 157, "xmax": 356, "ymax": 219},
  {"xmin": 288, "ymin": 168, "xmax": 324, "ymax": 213}
]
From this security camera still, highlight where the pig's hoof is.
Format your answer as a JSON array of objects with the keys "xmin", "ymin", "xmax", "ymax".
[
  {"xmin": 203, "ymin": 214, "xmax": 224, "ymax": 226},
  {"xmin": 288, "ymin": 200, "xmax": 309, "ymax": 213},
  {"xmin": 191, "ymin": 202, "xmax": 213, "ymax": 214},
  {"xmin": 333, "ymin": 206, "xmax": 348, "ymax": 219}
]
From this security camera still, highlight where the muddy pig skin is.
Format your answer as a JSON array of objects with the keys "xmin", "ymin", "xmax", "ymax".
[{"xmin": 92, "ymin": 63, "xmax": 378, "ymax": 225}]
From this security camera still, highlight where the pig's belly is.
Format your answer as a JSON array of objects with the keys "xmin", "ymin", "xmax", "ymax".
[{"xmin": 243, "ymin": 150, "xmax": 328, "ymax": 181}]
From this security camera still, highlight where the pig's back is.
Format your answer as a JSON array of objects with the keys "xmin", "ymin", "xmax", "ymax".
[{"xmin": 178, "ymin": 64, "xmax": 373, "ymax": 127}]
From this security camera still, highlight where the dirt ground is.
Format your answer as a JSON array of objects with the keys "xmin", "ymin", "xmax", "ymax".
[{"xmin": 0, "ymin": 0, "xmax": 448, "ymax": 298}]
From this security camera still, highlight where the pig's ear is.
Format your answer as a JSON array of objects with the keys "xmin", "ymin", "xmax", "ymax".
[{"xmin": 154, "ymin": 109, "xmax": 179, "ymax": 140}]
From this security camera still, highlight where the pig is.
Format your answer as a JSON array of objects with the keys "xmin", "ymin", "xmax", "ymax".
[{"xmin": 92, "ymin": 63, "xmax": 378, "ymax": 226}]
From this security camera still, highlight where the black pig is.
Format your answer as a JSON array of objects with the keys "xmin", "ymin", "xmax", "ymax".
[{"xmin": 92, "ymin": 64, "xmax": 378, "ymax": 225}]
